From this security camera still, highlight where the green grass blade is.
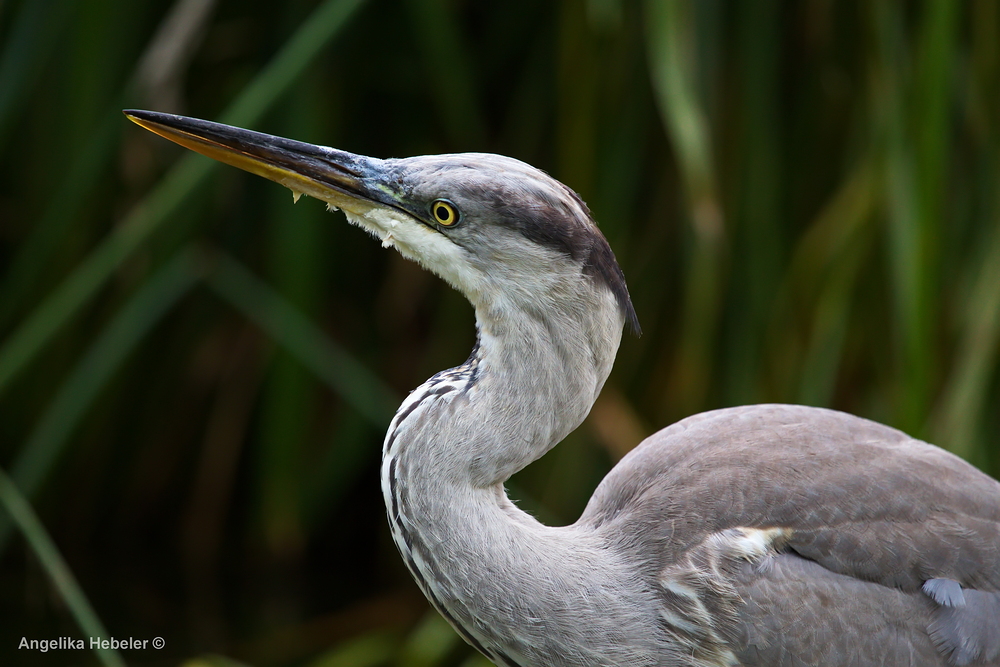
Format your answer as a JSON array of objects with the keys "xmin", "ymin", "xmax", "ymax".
[
  {"xmin": 643, "ymin": 0, "xmax": 725, "ymax": 418},
  {"xmin": 257, "ymin": 97, "xmax": 327, "ymax": 555},
  {"xmin": 0, "ymin": 0, "xmax": 367, "ymax": 397},
  {"xmin": 304, "ymin": 412, "xmax": 373, "ymax": 527},
  {"xmin": 396, "ymin": 611, "xmax": 460, "ymax": 667},
  {"xmin": 457, "ymin": 654, "xmax": 496, "ymax": 667},
  {"xmin": 0, "ymin": 154, "xmax": 210, "ymax": 394},
  {"xmin": 911, "ymin": 0, "xmax": 957, "ymax": 433},
  {"xmin": 933, "ymin": 217, "xmax": 1000, "ymax": 462},
  {"xmin": 767, "ymin": 159, "xmax": 879, "ymax": 404},
  {"xmin": 0, "ymin": 0, "xmax": 220, "ymax": 328},
  {"xmin": 914, "ymin": 0, "xmax": 958, "ymax": 237},
  {"xmin": 0, "ymin": 0, "xmax": 74, "ymax": 146},
  {"xmin": 217, "ymin": 0, "xmax": 367, "ymax": 129},
  {"xmin": 0, "ymin": 247, "xmax": 204, "ymax": 552},
  {"xmin": 0, "ymin": 465, "xmax": 126, "ymax": 667},
  {"xmin": 554, "ymin": 0, "xmax": 600, "ymax": 200},
  {"xmin": 181, "ymin": 657, "xmax": 254, "ymax": 667},
  {"xmin": 871, "ymin": 2, "xmax": 922, "ymax": 431},
  {"xmin": 642, "ymin": 0, "xmax": 717, "ymax": 211},
  {"xmin": 403, "ymin": 0, "xmax": 484, "ymax": 147},
  {"xmin": 796, "ymin": 237, "xmax": 872, "ymax": 407},
  {"xmin": 207, "ymin": 252, "xmax": 399, "ymax": 426},
  {"xmin": 304, "ymin": 631, "xmax": 399, "ymax": 667},
  {"xmin": 726, "ymin": 0, "xmax": 780, "ymax": 405},
  {"xmin": 0, "ymin": 111, "xmax": 126, "ymax": 329},
  {"xmin": 872, "ymin": 0, "xmax": 957, "ymax": 435}
]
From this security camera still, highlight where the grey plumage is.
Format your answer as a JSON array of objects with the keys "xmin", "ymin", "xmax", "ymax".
[
  {"xmin": 125, "ymin": 109, "xmax": 1000, "ymax": 667},
  {"xmin": 584, "ymin": 405, "xmax": 1000, "ymax": 666}
]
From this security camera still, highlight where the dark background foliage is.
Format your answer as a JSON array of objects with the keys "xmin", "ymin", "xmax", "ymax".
[{"xmin": 1, "ymin": 0, "xmax": 998, "ymax": 665}]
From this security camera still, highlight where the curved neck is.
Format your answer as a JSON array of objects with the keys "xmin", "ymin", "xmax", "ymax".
[
  {"xmin": 378, "ymin": 290, "xmax": 650, "ymax": 665},
  {"xmin": 387, "ymin": 287, "xmax": 623, "ymax": 488}
]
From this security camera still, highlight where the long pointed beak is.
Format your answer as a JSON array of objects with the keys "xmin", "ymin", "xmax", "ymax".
[{"xmin": 123, "ymin": 109, "xmax": 394, "ymax": 213}]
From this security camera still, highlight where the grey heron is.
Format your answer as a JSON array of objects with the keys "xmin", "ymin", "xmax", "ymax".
[{"xmin": 124, "ymin": 109, "xmax": 1000, "ymax": 667}]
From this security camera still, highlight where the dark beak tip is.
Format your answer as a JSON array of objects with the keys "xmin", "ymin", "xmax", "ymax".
[
  {"xmin": 123, "ymin": 108, "xmax": 150, "ymax": 121},
  {"xmin": 123, "ymin": 109, "xmax": 164, "ymax": 129}
]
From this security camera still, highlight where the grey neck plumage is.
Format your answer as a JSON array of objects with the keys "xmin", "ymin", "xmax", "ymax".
[
  {"xmin": 384, "ymin": 277, "xmax": 623, "ymax": 488},
  {"xmin": 377, "ymin": 282, "xmax": 671, "ymax": 667}
]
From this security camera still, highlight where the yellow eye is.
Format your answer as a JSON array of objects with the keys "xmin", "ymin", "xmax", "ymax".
[{"xmin": 431, "ymin": 199, "xmax": 460, "ymax": 226}]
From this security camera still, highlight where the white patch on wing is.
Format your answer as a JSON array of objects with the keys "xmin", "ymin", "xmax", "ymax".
[
  {"xmin": 709, "ymin": 526, "xmax": 791, "ymax": 561},
  {"xmin": 659, "ymin": 606, "xmax": 706, "ymax": 636},
  {"xmin": 660, "ymin": 577, "xmax": 701, "ymax": 602},
  {"xmin": 655, "ymin": 526, "xmax": 792, "ymax": 667}
]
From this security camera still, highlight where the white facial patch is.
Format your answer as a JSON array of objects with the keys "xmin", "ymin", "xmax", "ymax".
[{"xmin": 328, "ymin": 202, "xmax": 483, "ymax": 301}]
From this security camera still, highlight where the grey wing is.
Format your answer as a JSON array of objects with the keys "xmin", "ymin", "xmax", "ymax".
[
  {"xmin": 578, "ymin": 404, "xmax": 1000, "ymax": 666},
  {"xmin": 737, "ymin": 554, "xmax": 939, "ymax": 666}
]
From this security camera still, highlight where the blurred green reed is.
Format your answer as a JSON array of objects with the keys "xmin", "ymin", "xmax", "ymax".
[{"xmin": 0, "ymin": 1, "xmax": 998, "ymax": 665}]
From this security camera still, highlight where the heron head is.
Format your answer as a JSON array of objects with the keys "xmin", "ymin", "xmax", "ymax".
[{"xmin": 124, "ymin": 110, "xmax": 639, "ymax": 334}]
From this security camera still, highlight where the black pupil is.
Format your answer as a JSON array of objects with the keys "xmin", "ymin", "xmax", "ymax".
[{"xmin": 436, "ymin": 204, "xmax": 450, "ymax": 222}]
